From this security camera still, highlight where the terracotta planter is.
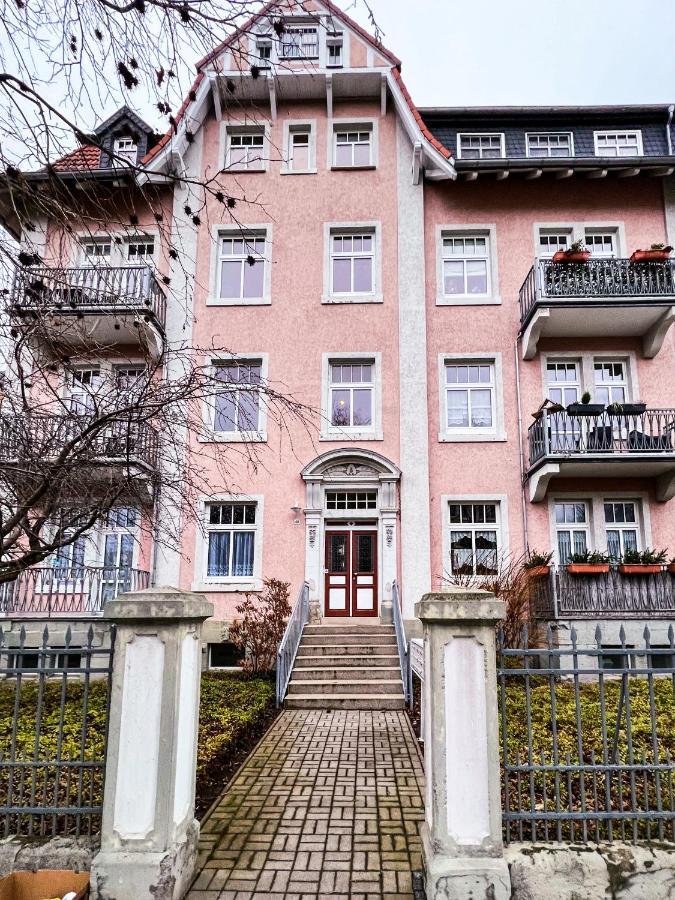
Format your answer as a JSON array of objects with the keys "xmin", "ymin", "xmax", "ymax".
[
  {"xmin": 567, "ymin": 563, "xmax": 610, "ymax": 575},
  {"xmin": 552, "ymin": 250, "xmax": 591, "ymax": 263},
  {"xmin": 618, "ymin": 563, "xmax": 662, "ymax": 575},
  {"xmin": 667, "ymin": 564, "xmax": 675, "ymax": 574},
  {"xmin": 525, "ymin": 565, "xmax": 551, "ymax": 580},
  {"xmin": 630, "ymin": 249, "xmax": 672, "ymax": 263}
]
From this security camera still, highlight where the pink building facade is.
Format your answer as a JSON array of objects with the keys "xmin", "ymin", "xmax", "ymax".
[{"xmin": 5, "ymin": 0, "xmax": 675, "ymax": 664}]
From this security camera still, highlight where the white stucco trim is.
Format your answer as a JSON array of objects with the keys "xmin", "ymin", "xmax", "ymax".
[
  {"xmin": 280, "ymin": 118, "xmax": 318, "ymax": 174},
  {"xmin": 320, "ymin": 351, "xmax": 383, "ymax": 441},
  {"xmin": 435, "ymin": 223, "xmax": 501, "ymax": 306},
  {"xmin": 206, "ymin": 222, "xmax": 272, "ymax": 306},
  {"xmin": 437, "ymin": 352, "xmax": 507, "ymax": 443},
  {"xmin": 531, "ymin": 220, "xmax": 628, "ymax": 257},
  {"xmin": 440, "ymin": 493, "xmax": 510, "ymax": 581},
  {"xmin": 200, "ymin": 352, "xmax": 269, "ymax": 443},
  {"xmin": 327, "ymin": 116, "xmax": 379, "ymax": 170},
  {"xmin": 192, "ymin": 492, "xmax": 264, "ymax": 592},
  {"xmin": 322, "ymin": 220, "xmax": 383, "ymax": 304},
  {"xmin": 539, "ymin": 349, "xmax": 640, "ymax": 404},
  {"xmin": 219, "ymin": 119, "xmax": 272, "ymax": 173}
]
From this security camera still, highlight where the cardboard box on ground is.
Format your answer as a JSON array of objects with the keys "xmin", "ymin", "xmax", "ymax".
[{"xmin": 0, "ymin": 871, "xmax": 89, "ymax": 900}]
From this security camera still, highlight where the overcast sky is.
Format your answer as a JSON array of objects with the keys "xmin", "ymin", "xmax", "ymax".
[{"xmin": 346, "ymin": 0, "xmax": 675, "ymax": 107}]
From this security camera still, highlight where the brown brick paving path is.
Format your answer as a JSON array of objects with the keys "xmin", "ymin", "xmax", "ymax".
[{"xmin": 187, "ymin": 709, "xmax": 425, "ymax": 899}]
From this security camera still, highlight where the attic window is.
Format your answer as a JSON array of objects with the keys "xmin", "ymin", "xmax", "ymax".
[
  {"xmin": 255, "ymin": 35, "xmax": 272, "ymax": 67},
  {"xmin": 280, "ymin": 26, "xmax": 319, "ymax": 59},
  {"xmin": 113, "ymin": 137, "xmax": 138, "ymax": 166},
  {"xmin": 326, "ymin": 33, "xmax": 343, "ymax": 67}
]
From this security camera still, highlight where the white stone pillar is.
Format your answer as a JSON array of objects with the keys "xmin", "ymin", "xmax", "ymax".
[
  {"xmin": 415, "ymin": 588, "xmax": 510, "ymax": 900},
  {"xmin": 90, "ymin": 587, "xmax": 213, "ymax": 900}
]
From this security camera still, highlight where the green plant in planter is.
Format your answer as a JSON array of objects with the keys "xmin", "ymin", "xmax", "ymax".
[
  {"xmin": 581, "ymin": 391, "xmax": 591, "ymax": 405},
  {"xmin": 568, "ymin": 240, "xmax": 589, "ymax": 254},
  {"xmin": 569, "ymin": 550, "xmax": 610, "ymax": 565},
  {"xmin": 523, "ymin": 550, "xmax": 553, "ymax": 569},
  {"xmin": 623, "ymin": 548, "xmax": 668, "ymax": 565}
]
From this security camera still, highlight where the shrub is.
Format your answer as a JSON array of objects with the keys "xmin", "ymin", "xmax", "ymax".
[
  {"xmin": 523, "ymin": 550, "xmax": 553, "ymax": 569},
  {"xmin": 228, "ymin": 577, "xmax": 291, "ymax": 675}
]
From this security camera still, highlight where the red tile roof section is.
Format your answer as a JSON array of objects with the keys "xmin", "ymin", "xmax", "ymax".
[
  {"xmin": 52, "ymin": 144, "xmax": 101, "ymax": 171},
  {"xmin": 390, "ymin": 68, "xmax": 452, "ymax": 160}
]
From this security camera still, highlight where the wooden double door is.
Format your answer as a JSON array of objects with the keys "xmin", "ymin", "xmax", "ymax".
[{"xmin": 324, "ymin": 529, "xmax": 378, "ymax": 617}]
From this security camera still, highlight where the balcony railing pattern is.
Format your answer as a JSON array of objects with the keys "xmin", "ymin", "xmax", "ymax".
[
  {"xmin": 11, "ymin": 266, "xmax": 167, "ymax": 329},
  {"xmin": 0, "ymin": 414, "xmax": 159, "ymax": 470},
  {"xmin": 528, "ymin": 408, "xmax": 675, "ymax": 467},
  {"xmin": 0, "ymin": 566, "xmax": 150, "ymax": 616},
  {"xmin": 519, "ymin": 258, "xmax": 675, "ymax": 324},
  {"xmin": 530, "ymin": 567, "xmax": 675, "ymax": 620}
]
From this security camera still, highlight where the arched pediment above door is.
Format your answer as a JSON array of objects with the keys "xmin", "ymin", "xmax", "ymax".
[{"xmin": 301, "ymin": 448, "xmax": 401, "ymax": 482}]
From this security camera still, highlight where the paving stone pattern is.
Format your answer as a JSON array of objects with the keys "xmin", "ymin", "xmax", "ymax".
[{"xmin": 188, "ymin": 709, "xmax": 425, "ymax": 899}]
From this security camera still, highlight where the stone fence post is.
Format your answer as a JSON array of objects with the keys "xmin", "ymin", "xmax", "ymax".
[
  {"xmin": 90, "ymin": 587, "xmax": 213, "ymax": 900},
  {"xmin": 415, "ymin": 588, "xmax": 510, "ymax": 900}
]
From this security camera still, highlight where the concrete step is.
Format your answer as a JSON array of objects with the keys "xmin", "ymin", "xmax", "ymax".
[
  {"xmin": 296, "ymin": 643, "xmax": 397, "ymax": 657},
  {"xmin": 288, "ymin": 679, "xmax": 403, "ymax": 696},
  {"xmin": 300, "ymin": 633, "xmax": 397, "ymax": 647},
  {"xmin": 285, "ymin": 694, "xmax": 406, "ymax": 710},
  {"xmin": 304, "ymin": 624, "xmax": 394, "ymax": 635},
  {"xmin": 294, "ymin": 654, "xmax": 400, "ymax": 667},
  {"xmin": 290, "ymin": 666, "xmax": 402, "ymax": 681}
]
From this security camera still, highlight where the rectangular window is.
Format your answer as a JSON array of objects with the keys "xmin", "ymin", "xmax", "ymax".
[
  {"xmin": 457, "ymin": 133, "xmax": 504, "ymax": 160},
  {"xmin": 538, "ymin": 230, "xmax": 572, "ymax": 257},
  {"xmin": 288, "ymin": 126, "xmax": 311, "ymax": 171},
  {"xmin": 209, "ymin": 642, "xmax": 242, "ymax": 668},
  {"xmin": 326, "ymin": 34, "xmax": 343, "ymax": 67},
  {"xmin": 325, "ymin": 491, "xmax": 377, "ymax": 510},
  {"xmin": 585, "ymin": 230, "xmax": 617, "ymax": 258},
  {"xmin": 113, "ymin": 137, "xmax": 137, "ymax": 166},
  {"xmin": 218, "ymin": 234, "xmax": 266, "ymax": 300},
  {"xmin": 594, "ymin": 360, "xmax": 628, "ymax": 405},
  {"xmin": 227, "ymin": 131, "xmax": 265, "ymax": 170},
  {"xmin": 213, "ymin": 361, "xmax": 262, "ymax": 433},
  {"xmin": 280, "ymin": 26, "xmax": 319, "ymax": 59},
  {"xmin": 206, "ymin": 503, "xmax": 257, "ymax": 578},
  {"xmin": 329, "ymin": 361, "xmax": 373, "ymax": 428},
  {"xmin": 330, "ymin": 231, "xmax": 374, "ymax": 295},
  {"xmin": 448, "ymin": 502, "xmax": 499, "ymax": 576},
  {"xmin": 81, "ymin": 240, "xmax": 111, "ymax": 260},
  {"xmin": 126, "ymin": 239, "xmax": 155, "ymax": 260},
  {"xmin": 604, "ymin": 501, "xmax": 639, "ymax": 560},
  {"xmin": 600, "ymin": 647, "xmax": 636, "ymax": 671},
  {"xmin": 334, "ymin": 128, "xmax": 372, "ymax": 167},
  {"xmin": 442, "ymin": 234, "xmax": 490, "ymax": 297},
  {"xmin": 594, "ymin": 131, "xmax": 642, "ymax": 157},
  {"xmin": 255, "ymin": 36, "xmax": 272, "ymax": 67},
  {"xmin": 53, "ymin": 534, "xmax": 87, "ymax": 573},
  {"xmin": 445, "ymin": 363, "xmax": 494, "ymax": 431},
  {"xmin": 527, "ymin": 133, "xmax": 573, "ymax": 158},
  {"xmin": 554, "ymin": 501, "xmax": 589, "ymax": 564},
  {"xmin": 546, "ymin": 361, "xmax": 580, "ymax": 407},
  {"xmin": 69, "ymin": 368, "xmax": 102, "ymax": 414}
]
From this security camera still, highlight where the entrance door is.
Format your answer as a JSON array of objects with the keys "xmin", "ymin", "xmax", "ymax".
[{"xmin": 324, "ymin": 530, "xmax": 378, "ymax": 617}]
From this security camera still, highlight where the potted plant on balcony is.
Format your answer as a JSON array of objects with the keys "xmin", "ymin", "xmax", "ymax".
[
  {"xmin": 523, "ymin": 550, "xmax": 554, "ymax": 580},
  {"xmin": 618, "ymin": 548, "xmax": 667, "ymax": 575},
  {"xmin": 566, "ymin": 391, "xmax": 605, "ymax": 417},
  {"xmin": 630, "ymin": 243, "xmax": 673, "ymax": 263},
  {"xmin": 552, "ymin": 240, "xmax": 591, "ymax": 264},
  {"xmin": 567, "ymin": 550, "xmax": 610, "ymax": 575},
  {"xmin": 606, "ymin": 400, "xmax": 647, "ymax": 417}
]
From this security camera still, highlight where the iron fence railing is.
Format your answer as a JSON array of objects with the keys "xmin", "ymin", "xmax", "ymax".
[
  {"xmin": 0, "ymin": 623, "xmax": 115, "ymax": 837},
  {"xmin": 519, "ymin": 257, "xmax": 675, "ymax": 324},
  {"xmin": 530, "ymin": 566, "xmax": 675, "ymax": 620},
  {"xmin": 528, "ymin": 408, "xmax": 675, "ymax": 467},
  {"xmin": 10, "ymin": 265, "xmax": 167, "ymax": 329},
  {"xmin": 0, "ymin": 413, "xmax": 159, "ymax": 470},
  {"xmin": 0, "ymin": 566, "xmax": 150, "ymax": 617},
  {"xmin": 276, "ymin": 582, "xmax": 309, "ymax": 707},
  {"xmin": 498, "ymin": 624, "xmax": 675, "ymax": 844},
  {"xmin": 392, "ymin": 580, "xmax": 411, "ymax": 706}
]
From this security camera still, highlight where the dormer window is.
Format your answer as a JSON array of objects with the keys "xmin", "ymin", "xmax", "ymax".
[
  {"xmin": 112, "ymin": 137, "xmax": 138, "ymax": 166},
  {"xmin": 280, "ymin": 25, "xmax": 319, "ymax": 59},
  {"xmin": 326, "ymin": 33, "xmax": 343, "ymax": 67},
  {"xmin": 255, "ymin": 35, "xmax": 272, "ymax": 68},
  {"xmin": 457, "ymin": 133, "xmax": 505, "ymax": 160}
]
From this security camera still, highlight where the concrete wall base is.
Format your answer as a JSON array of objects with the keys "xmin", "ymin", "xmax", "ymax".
[
  {"xmin": 0, "ymin": 836, "xmax": 96, "ymax": 878},
  {"xmin": 422, "ymin": 827, "xmax": 510, "ymax": 900},
  {"xmin": 90, "ymin": 819, "xmax": 199, "ymax": 900}
]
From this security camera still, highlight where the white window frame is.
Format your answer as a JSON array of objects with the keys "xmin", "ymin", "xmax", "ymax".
[
  {"xmin": 207, "ymin": 642, "xmax": 243, "ymax": 671},
  {"xmin": 281, "ymin": 119, "xmax": 317, "ymax": 175},
  {"xmin": 75, "ymin": 229, "xmax": 159, "ymax": 267},
  {"xmin": 552, "ymin": 500, "xmax": 591, "ymax": 565},
  {"xmin": 456, "ymin": 133, "xmax": 505, "ymax": 160},
  {"xmin": 593, "ymin": 130, "xmax": 643, "ymax": 158},
  {"xmin": 321, "ymin": 351, "xmax": 382, "ymax": 441},
  {"xmin": 436, "ymin": 224, "xmax": 500, "ymax": 306},
  {"xmin": 112, "ymin": 137, "xmax": 138, "ymax": 166},
  {"xmin": 603, "ymin": 499, "xmax": 642, "ymax": 560},
  {"xmin": 537, "ymin": 228, "xmax": 573, "ymax": 258},
  {"xmin": 322, "ymin": 221, "xmax": 382, "ymax": 304},
  {"xmin": 202, "ymin": 353, "xmax": 268, "ymax": 443},
  {"xmin": 193, "ymin": 494, "xmax": 264, "ymax": 592},
  {"xmin": 441, "ymin": 494, "xmax": 509, "ymax": 579},
  {"xmin": 279, "ymin": 24, "xmax": 320, "ymax": 60},
  {"xmin": 438, "ymin": 353, "xmax": 506, "ymax": 443},
  {"xmin": 254, "ymin": 34, "xmax": 273, "ymax": 68},
  {"xmin": 326, "ymin": 32, "xmax": 344, "ymax": 68},
  {"xmin": 222, "ymin": 122, "xmax": 269, "ymax": 173},
  {"xmin": 329, "ymin": 118, "xmax": 378, "ymax": 169},
  {"xmin": 540, "ymin": 351, "xmax": 639, "ymax": 407},
  {"xmin": 525, "ymin": 132, "xmax": 574, "ymax": 158},
  {"xmin": 532, "ymin": 221, "xmax": 626, "ymax": 258},
  {"xmin": 584, "ymin": 229, "xmax": 618, "ymax": 258},
  {"xmin": 593, "ymin": 359, "xmax": 630, "ymax": 406},
  {"xmin": 208, "ymin": 224, "xmax": 272, "ymax": 306}
]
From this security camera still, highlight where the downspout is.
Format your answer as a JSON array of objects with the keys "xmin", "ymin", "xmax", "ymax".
[
  {"xmin": 514, "ymin": 336, "xmax": 529, "ymax": 554},
  {"xmin": 666, "ymin": 104, "xmax": 674, "ymax": 156}
]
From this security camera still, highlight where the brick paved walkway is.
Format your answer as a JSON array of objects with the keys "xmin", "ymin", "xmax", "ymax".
[{"xmin": 187, "ymin": 709, "xmax": 425, "ymax": 899}]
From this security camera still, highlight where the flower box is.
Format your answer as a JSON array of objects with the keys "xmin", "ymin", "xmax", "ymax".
[
  {"xmin": 606, "ymin": 403, "xmax": 646, "ymax": 416},
  {"xmin": 566, "ymin": 402, "xmax": 605, "ymax": 416},
  {"xmin": 630, "ymin": 248, "xmax": 673, "ymax": 263},
  {"xmin": 567, "ymin": 563, "xmax": 610, "ymax": 575},
  {"xmin": 618, "ymin": 563, "xmax": 662, "ymax": 575},
  {"xmin": 552, "ymin": 250, "xmax": 591, "ymax": 263},
  {"xmin": 525, "ymin": 565, "xmax": 551, "ymax": 580}
]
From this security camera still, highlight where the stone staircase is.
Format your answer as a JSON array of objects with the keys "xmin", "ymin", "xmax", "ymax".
[{"xmin": 284, "ymin": 622, "xmax": 405, "ymax": 709}]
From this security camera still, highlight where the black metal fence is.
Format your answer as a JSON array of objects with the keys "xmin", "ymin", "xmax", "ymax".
[
  {"xmin": 0, "ymin": 624, "xmax": 115, "ymax": 837},
  {"xmin": 498, "ymin": 624, "xmax": 675, "ymax": 844}
]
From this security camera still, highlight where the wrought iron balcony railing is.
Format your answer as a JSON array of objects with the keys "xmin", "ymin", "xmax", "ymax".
[
  {"xmin": 530, "ymin": 566, "xmax": 675, "ymax": 620},
  {"xmin": 0, "ymin": 414, "xmax": 159, "ymax": 470},
  {"xmin": 528, "ymin": 408, "xmax": 675, "ymax": 468},
  {"xmin": 0, "ymin": 566, "xmax": 150, "ymax": 617},
  {"xmin": 519, "ymin": 257, "xmax": 675, "ymax": 325},
  {"xmin": 10, "ymin": 265, "xmax": 167, "ymax": 330}
]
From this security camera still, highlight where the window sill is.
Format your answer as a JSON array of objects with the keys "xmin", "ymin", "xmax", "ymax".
[
  {"xmin": 322, "ymin": 293, "xmax": 383, "ymax": 305},
  {"xmin": 224, "ymin": 167, "xmax": 267, "ymax": 174},
  {"xmin": 438, "ymin": 431, "xmax": 507, "ymax": 443},
  {"xmin": 192, "ymin": 580, "xmax": 262, "ymax": 593},
  {"xmin": 280, "ymin": 168, "xmax": 318, "ymax": 176},
  {"xmin": 320, "ymin": 430, "xmax": 383, "ymax": 442},
  {"xmin": 436, "ymin": 294, "xmax": 502, "ymax": 307},
  {"xmin": 330, "ymin": 165, "xmax": 377, "ymax": 172},
  {"xmin": 206, "ymin": 296, "xmax": 271, "ymax": 306},
  {"xmin": 198, "ymin": 432, "xmax": 267, "ymax": 444}
]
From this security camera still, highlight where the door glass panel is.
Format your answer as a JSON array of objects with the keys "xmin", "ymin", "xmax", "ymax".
[
  {"xmin": 329, "ymin": 535, "xmax": 347, "ymax": 572},
  {"xmin": 355, "ymin": 534, "xmax": 374, "ymax": 573}
]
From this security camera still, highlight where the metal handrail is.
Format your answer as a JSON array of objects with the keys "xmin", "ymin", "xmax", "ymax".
[
  {"xmin": 392, "ymin": 580, "xmax": 411, "ymax": 706},
  {"xmin": 275, "ymin": 581, "xmax": 309, "ymax": 707}
]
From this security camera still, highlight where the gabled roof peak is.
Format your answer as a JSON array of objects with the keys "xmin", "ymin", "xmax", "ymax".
[{"xmin": 93, "ymin": 105, "xmax": 154, "ymax": 138}]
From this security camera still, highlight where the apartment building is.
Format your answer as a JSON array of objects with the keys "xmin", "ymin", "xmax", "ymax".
[{"xmin": 2, "ymin": 0, "xmax": 675, "ymax": 675}]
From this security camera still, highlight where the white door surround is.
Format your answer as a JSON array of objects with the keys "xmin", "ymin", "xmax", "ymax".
[{"xmin": 301, "ymin": 448, "xmax": 400, "ymax": 623}]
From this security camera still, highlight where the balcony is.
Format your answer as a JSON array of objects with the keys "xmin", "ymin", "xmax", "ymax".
[
  {"xmin": 530, "ymin": 566, "xmax": 675, "ymax": 621},
  {"xmin": 519, "ymin": 258, "xmax": 675, "ymax": 359},
  {"xmin": 0, "ymin": 566, "xmax": 150, "ymax": 617},
  {"xmin": 10, "ymin": 266, "xmax": 167, "ymax": 358},
  {"xmin": 527, "ymin": 407, "xmax": 675, "ymax": 501}
]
